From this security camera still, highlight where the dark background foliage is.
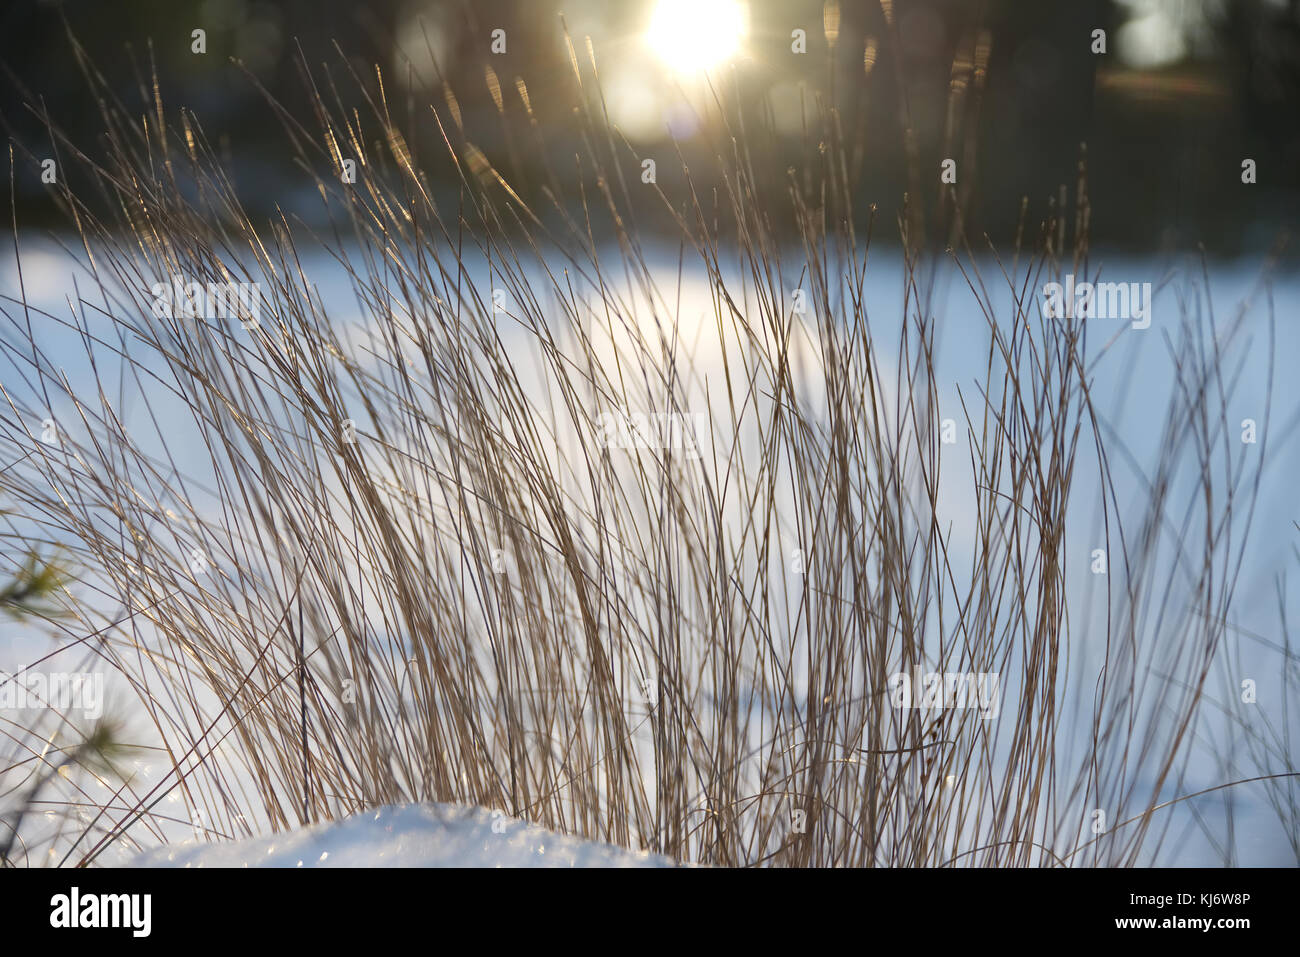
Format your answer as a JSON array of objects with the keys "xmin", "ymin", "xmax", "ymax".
[{"xmin": 1, "ymin": 0, "xmax": 1297, "ymax": 255}]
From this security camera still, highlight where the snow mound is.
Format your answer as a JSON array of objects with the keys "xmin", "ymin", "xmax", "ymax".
[{"xmin": 128, "ymin": 803, "xmax": 680, "ymax": 868}]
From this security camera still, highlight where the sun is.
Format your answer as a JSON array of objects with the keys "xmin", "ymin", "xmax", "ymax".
[{"xmin": 646, "ymin": 0, "xmax": 749, "ymax": 73}]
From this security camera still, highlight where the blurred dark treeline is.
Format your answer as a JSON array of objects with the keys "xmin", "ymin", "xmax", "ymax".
[{"xmin": 1, "ymin": 0, "xmax": 1297, "ymax": 257}]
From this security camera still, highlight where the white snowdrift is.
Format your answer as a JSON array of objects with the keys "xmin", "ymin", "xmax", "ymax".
[{"xmin": 128, "ymin": 803, "xmax": 680, "ymax": 868}]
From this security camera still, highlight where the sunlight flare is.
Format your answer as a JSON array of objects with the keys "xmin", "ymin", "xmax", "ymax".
[{"xmin": 646, "ymin": 0, "xmax": 748, "ymax": 73}]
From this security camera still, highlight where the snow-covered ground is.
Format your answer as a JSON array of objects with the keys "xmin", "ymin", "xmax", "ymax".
[
  {"xmin": 128, "ymin": 803, "xmax": 680, "ymax": 868},
  {"xmin": 4, "ymin": 235, "xmax": 1297, "ymax": 866}
]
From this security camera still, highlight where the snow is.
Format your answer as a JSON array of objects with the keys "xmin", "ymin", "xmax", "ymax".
[{"xmin": 127, "ymin": 803, "xmax": 681, "ymax": 868}]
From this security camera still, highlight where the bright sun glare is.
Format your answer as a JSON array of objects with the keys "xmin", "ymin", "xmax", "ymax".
[{"xmin": 647, "ymin": 0, "xmax": 749, "ymax": 73}]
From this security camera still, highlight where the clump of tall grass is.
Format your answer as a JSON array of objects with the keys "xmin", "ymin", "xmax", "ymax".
[{"xmin": 0, "ymin": 20, "xmax": 1293, "ymax": 866}]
